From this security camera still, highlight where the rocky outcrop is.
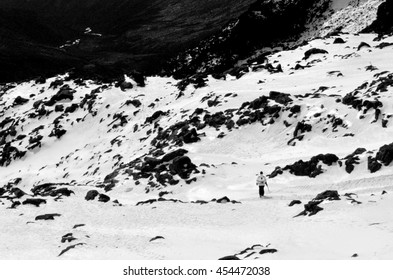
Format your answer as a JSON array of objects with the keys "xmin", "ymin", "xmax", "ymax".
[{"xmin": 363, "ymin": 0, "xmax": 393, "ymax": 34}]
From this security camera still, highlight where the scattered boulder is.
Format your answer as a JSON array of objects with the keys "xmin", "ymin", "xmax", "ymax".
[
  {"xmin": 22, "ymin": 198, "xmax": 46, "ymax": 207},
  {"xmin": 295, "ymin": 201, "xmax": 324, "ymax": 217},
  {"xmin": 13, "ymin": 96, "xmax": 29, "ymax": 106},
  {"xmin": 304, "ymin": 48, "xmax": 328, "ymax": 60},
  {"xmin": 368, "ymin": 157, "xmax": 382, "ymax": 173},
  {"xmin": 216, "ymin": 196, "xmax": 231, "ymax": 204},
  {"xmin": 357, "ymin": 42, "xmax": 371, "ymax": 51},
  {"xmin": 61, "ymin": 233, "xmax": 77, "ymax": 243},
  {"xmin": 58, "ymin": 243, "xmax": 86, "ymax": 257},
  {"xmin": 376, "ymin": 142, "xmax": 393, "ymax": 166},
  {"xmin": 149, "ymin": 236, "xmax": 165, "ymax": 242},
  {"xmin": 73, "ymin": 224, "xmax": 85, "ymax": 229},
  {"xmin": 259, "ymin": 249, "xmax": 278, "ymax": 254},
  {"xmin": 35, "ymin": 213, "xmax": 61, "ymax": 220},
  {"xmin": 288, "ymin": 200, "xmax": 302, "ymax": 207},
  {"xmin": 169, "ymin": 156, "xmax": 196, "ymax": 179},
  {"xmin": 314, "ymin": 190, "xmax": 340, "ymax": 201},
  {"xmin": 145, "ymin": 110, "xmax": 166, "ymax": 124},
  {"xmin": 219, "ymin": 255, "xmax": 240, "ymax": 260},
  {"xmin": 269, "ymin": 91, "xmax": 292, "ymax": 105},
  {"xmin": 45, "ymin": 86, "xmax": 75, "ymax": 106},
  {"xmin": 283, "ymin": 154, "xmax": 338, "ymax": 178},
  {"xmin": 98, "ymin": 194, "xmax": 110, "ymax": 203},
  {"xmin": 333, "ymin": 37, "xmax": 346, "ymax": 44},
  {"xmin": 119, "ymin": 81, "xmax": 133, "ymax": 91},
  {"xmin": 85, "ymin": 190, "xmax": 99, "ymax": 201}
]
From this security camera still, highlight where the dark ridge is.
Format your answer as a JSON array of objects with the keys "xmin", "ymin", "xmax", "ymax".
[
  {"xmin": 0, "ymin": 0, "xmax": 256, "ymax": 83},
  {"xmin": 165, "ymin": 0, "xmax": 330, "ymax": 79},
  {"xmin": 363, "ymin": 0, "xmax": 393, "ymax": 35}
]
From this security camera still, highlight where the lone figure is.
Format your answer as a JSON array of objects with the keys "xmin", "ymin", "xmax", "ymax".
[{"xmin": 256, "ymin": 171, "xmax": 268, "ymax": 198}]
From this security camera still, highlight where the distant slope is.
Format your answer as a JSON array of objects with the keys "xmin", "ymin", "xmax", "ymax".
[
  {"xmin": 166, "ymin": 0, "xmax": 385, "ymax": 79},
  {"xmin": 0, "ymin": 0, "xmax": 256, "ymax": 83}
]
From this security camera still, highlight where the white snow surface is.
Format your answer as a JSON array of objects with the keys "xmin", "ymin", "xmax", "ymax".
[{"xmin": 1, "ymin": 32, "xmax": 393, "ymax": 259}]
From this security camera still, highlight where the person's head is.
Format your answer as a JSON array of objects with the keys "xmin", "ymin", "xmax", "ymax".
[{"xmin": 260, "ymin": 171, "xmax": 263, "ymax": 175}]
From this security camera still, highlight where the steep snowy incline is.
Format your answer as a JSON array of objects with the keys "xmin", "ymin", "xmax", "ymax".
[{"xmin": 1, "ymin": 32, "xmax": 393, "ymax": 259}]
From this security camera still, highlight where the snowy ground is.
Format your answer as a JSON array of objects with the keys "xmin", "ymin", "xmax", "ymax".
[{"xmin": 1, "ymin": 32, "xmax": 393, "ymax": 259}]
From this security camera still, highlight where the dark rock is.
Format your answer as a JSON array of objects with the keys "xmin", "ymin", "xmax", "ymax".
[
  {"xmin": 368, "ymin": 156, "xmax": 382, "ymax": 173},
  {"xmin": 120, "ymin": 81, "xmax": 133, "ymax": 91},
  {"xmin": 49, "ymin": 127, "xmax": 67, "ymax": 138},
  {"xmin": 333, "ymin": 37, "xmax": 346, "ymax": 44},
  {"xmin": 183, "ymin": 128, "xmax": 200, "ymax": 144},
  {"xmin": 136, "ymin": 199, "xmax": 158, "ymax": 206},
  {"xmin": 61, "ymin": 233, "xmax": 77, "ymax": 243},
  {"xmin": 294, "ymin": 121, "xmax": 312, "ymax": 137},
  {"xmin": 22, "ymin": 198, "xmax": 46, "ymax": 207},
  {"xmin": 13, "ymin": 96, "xmax": 29, "ymax": 106},
  {"xmin": 284, "ymin": 154, "xmax": 338, "ymax": 178},
  {"xmin": 314, "ymin": 190, "xmax": 340, "ymax": 201},
  {"xmin": 268, "ymin": 166, "xmax": 283, "ymax": 178},
  {"xmin": 288, "ymin": 200, "xmax": 302, "ymax": 207},
  {"xmin": 98, "ymin": 194, "xmax": 110, "ymax": 203},
  {"xmin": 124, "ymin": 99, "xmax": 142, "ymax": 108},
  {"xmin": 304, "ymin": 48, "xmax": 328, "ymax": 60},
  {"xmin": 217, "ymin": 196, "xmax": 231, "ymax": 204},
  {"xmin": 45, "ymin": 87, "xmax": 75, "ymax": 106},
  {"xmin": 64, "ymin": 104, "xmax": 79, "ymax": 114},
  {"xmin": 363, "ymin": 0, "xmax": 393, "ymax": 34},
  {"xmin": 35, "ymin": 213, "xmax": 61, "ymax": 220},
  {"xmin": 49, "ymin": 79, "xmax": 64, "ymax": 89},
  {"xmin": 169, "ymin": 156, "xmax": 196, "ymax": 179},
  {"xmin": 219, "ymin": 255, "xmax": 240, "ymax": 260},
  {"xmin": 290, "ymin": 105, "xmax": 301, "ymax": 114},
  {"xmin": 357, "ymin": 42, "xmax": 371, "ymax": 51},
  {"xmin": 73, "ymin": 224, "xmax": 85, "ymax": 229},
  {"xmin": 145, "ymin": 110, "xmax": 166, "ymax": 123},
  {"xmin": 259, "ymin": 249, "xmax": 278, "ymax": 254},
  {"xmin": 376, "ymin": 142, "xmax": 393, "ymax": 166},
  {"xmin": 85, "ymin": 190, "xmax": 99, "ymax": 201},
  {"xmin": 161, "ymin": 149, "xmax": 188, "ymax": 163},
  {"xmin": 58, "ymin": 243, "xmax": 86, "ymax": 257},
  {"xmin": 269, "ymin": 91, "xmax": 292, "ymax": 105},
  {"xmin": 149, "ymin": 236, "xmax": 165, "ymax": 242},
  {"xmin": 11, "ymin": 187, "xmax": 25, "ymax": 199},
  {"xmin": 295, "ymin": 201, "xmax": 324, "ymax": 217}
]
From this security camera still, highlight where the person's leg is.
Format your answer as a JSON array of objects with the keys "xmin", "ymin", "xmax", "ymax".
[{"xmin": 259, "ymin": 186, "xmax": 264, "ymax": 197}]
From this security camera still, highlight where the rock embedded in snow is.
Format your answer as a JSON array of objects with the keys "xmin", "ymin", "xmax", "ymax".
[
  {"xmin": 333, "ymin": 37, "xmax": 346, "ymax": 44},
  {"xmin": 149, "ymin": 236, "xmax": 165, "ymax": 242},
  {"xmin": 357, "ymin": 41, "xmax": 371, "ymax": 50},
  {"xmin": 13, "ymin": 96, "xmax": 29, "ymax": 106},
  {"xmin": 98, "ymin": 194, "xmax": 110, "ymax": 203},
  {"xmin": 314, "ymin": 190, "xmax": 340, "ymax": 201},
  {"xmin": 218, "ymin": 255, "xmax": 240, "ymax": 260},
  {"xmin": 61, "ymin": 233, "xmax": 77, "ymax": 243},
  {"xmin": 22, "ymin": 198, "xmax": 46, "ymax": 207},
  {"xmin": 303, "ymin": 48, "xmax": 328, "ymax": 60},
  {"xmin": 288, "ymin": 200, "xmax": 302, "ymax": 207},
  {"xmin": 85, "ymin": 190, "xmax": 99, "ymax": 201},
  {"xmin": 58, "ymin": 243, "xmax": 86, "ymax": 257},
  {"xmin": 375, "ymin": 142, "xmax": 393, "ymax": 166},
  {"xmin": 35, "ymin": 213, "xmax": 61, "ymax": 220}
]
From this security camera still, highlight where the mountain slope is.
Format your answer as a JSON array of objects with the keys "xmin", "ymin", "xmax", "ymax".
[{"xmin": 1, "ymin": 28, "xmax": 393, "ymax": 259}]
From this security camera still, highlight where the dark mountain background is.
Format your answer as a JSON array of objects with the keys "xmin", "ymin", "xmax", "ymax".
[{"xmin": 0, "ymin": 0, "xmax": 256, "ymax": 82}]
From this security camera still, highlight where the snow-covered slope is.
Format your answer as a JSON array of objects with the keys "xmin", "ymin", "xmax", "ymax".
[{"xmin": 1, "ymin": 29, "xmax": 393, "ymax": 258}]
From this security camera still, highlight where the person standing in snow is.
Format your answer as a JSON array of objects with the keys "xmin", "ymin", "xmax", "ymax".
[{"xmin": 257, "ymin": 171, "xmax": 268, "ymax": 198}]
